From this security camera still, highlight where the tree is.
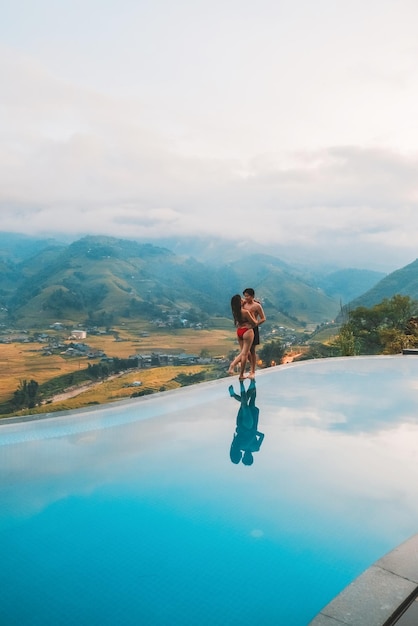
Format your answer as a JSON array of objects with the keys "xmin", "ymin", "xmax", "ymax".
[
  {"xmin": 338, "ymin": 295, "xmax": 418, "ymax": 355},
  {"xmin": 259, "ymin": 339, "xmax": 286, "ymax": 367},
  {"xmin": 336, "ymin": 325, "xmax": 357, "ymax": 356},
  {"xmin": 173, "ymin": 372, "xmax": 205, "ymax": 386},
  {"xmin": 12, "ymin": 379, "xmax": 40, "ymax": 410}
]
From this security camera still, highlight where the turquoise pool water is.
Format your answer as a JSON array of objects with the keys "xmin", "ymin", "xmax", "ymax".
[{"xmin": 1, "ymin": 356, "xmax": 418, "ymax": 625}]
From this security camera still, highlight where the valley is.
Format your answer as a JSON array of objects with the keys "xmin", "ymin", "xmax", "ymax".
[
  {"xmin": 0, "ymin": 323, "xmax": 240, "ymax": 418},
  {"xmin": 0, "ymin": 316, "xmax": 318, "ymax": 418},
  {"xmin": 5, "ymin": 230, "xmax": 416, "ymax": 419}
]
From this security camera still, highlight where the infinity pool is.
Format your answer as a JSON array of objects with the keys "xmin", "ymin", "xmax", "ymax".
[{"xmin": 1, "ymin": 356, "xmax": 418, "ymax": 625}]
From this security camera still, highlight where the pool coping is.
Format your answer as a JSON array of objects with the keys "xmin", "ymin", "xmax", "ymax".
[{"xmin": 308, "ymin": 534, "xmax": 418, "ymax": 625}]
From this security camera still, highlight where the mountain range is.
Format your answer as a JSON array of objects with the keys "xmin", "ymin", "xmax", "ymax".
[
  {"xmin": 1, "ymin": 232, "xmax": 412, "ymax": 330},
  {"xmin": 342, "ymin": 258, "xmax": 418, "ymax": 310}
]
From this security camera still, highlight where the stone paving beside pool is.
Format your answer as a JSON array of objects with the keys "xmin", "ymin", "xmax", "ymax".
[{"xmin": 309, "ymin": 534, "xmax": 418, "ymax": 626}]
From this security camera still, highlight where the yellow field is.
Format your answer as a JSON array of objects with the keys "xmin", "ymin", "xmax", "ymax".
[
  {"xmin": 0, "ymin": 342, "xmax": 85, "ymax": 402},
  {"xmin": 25, "ymin": 364, "xmax": 215, "ymax": 416},
  {"xmin": 86, "ymin": 327, "xmax": 236, "ymax": 358},
  {"xmin": 0, "ymin": 327, "xmax": 237, "ymax": 411}
]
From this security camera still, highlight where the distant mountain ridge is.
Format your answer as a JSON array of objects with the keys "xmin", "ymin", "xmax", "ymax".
[
  {"xmin": 316, "ymin": 268, "xmax": 386, "ymax": 305},
  {"xmin": 344, "ymin": 258, "xmax": 418, "ymax": 310},
  {"xmin": 0, "ymin": 232, "xmax": 405, "ymax": 330}
]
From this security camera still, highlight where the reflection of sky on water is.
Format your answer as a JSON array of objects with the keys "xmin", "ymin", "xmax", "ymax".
[
  {"xmin": 1, "ymin": 355, "xmax": 418, "ymax": 625},
  {"xmin": 271, "ymin": 355, "xmax": 418, "ymax": 433}
]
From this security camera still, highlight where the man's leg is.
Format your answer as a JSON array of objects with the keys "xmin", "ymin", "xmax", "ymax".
[{"xmin": 249, "ymin": 346, "xmax": 256, "ymax": 376}]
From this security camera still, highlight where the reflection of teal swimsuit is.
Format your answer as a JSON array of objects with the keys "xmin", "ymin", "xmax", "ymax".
[
  {"xmin": 237, "ymin": 327, "xmax": 251, "ymax": 339},
  {"xmin": 237, "ymin": 405, "xmax": 259, "ymax": 430},
  {"xmin": 229, "ymin": 379, "xmax": 264, "ymax": 465}
]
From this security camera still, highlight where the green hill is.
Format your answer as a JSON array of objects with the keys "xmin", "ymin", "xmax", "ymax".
[
  {"xmin": 314, "ymin": 268, "xmax": 386, "ymax": 305},
  {"xmin": 227, "ymin": 254, "xmax": 340, "ymax": 324},
  {"xmin": 345, "ymin": 258, "xmax": 418, "ymax": 311},
  {"xmin": 0, "ymin": 234, "xmax": 345, "ymax": 329}
]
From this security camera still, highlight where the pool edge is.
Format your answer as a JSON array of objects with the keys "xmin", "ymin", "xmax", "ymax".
[{"xmin": 308, "ymin": 534, "xmax": 418, "ymax": 626}]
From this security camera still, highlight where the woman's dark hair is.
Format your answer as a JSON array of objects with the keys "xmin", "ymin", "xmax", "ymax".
[{"xmin": 231, "ymin": 294, "xmax": 244, "ymax": 326}]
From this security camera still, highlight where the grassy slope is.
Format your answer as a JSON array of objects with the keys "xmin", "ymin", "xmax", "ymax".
[{"xmin": 21, "ymin": 364, "xmax": 217, "ymax": 416}]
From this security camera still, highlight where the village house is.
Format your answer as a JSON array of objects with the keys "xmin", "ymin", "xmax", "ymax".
[{"xmin": 70, "ymin": 330, "xmax": 87, "ymax": 340}]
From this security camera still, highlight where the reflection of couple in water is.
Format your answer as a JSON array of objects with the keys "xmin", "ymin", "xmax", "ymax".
[{"xmin": 229, "ymin": 378, "xmax": 264, "ymax": 466}]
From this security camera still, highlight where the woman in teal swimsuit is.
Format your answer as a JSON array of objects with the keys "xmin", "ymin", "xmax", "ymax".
[{"xmin": 228, "ymin": 294, "xmax": 258, "ymax": 379}]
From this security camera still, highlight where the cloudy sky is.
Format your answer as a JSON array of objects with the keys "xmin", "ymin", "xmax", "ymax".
[{"xmin": 1, "ymin": 0, "xmax": 418, "ymax": 271}]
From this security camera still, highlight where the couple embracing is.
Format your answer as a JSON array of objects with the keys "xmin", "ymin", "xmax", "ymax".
[{"xmin": 229, "ymin": 288, "xmax": 266, "ymax": 380}]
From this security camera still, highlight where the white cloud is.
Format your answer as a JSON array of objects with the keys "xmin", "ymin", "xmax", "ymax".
[{"xmin": 1, "ymin": 0, "xmax": 418, "ymax": 271}]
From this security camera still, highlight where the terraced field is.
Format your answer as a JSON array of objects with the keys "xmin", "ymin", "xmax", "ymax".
[{"xmin": 0, "ymin": 326, "xmax": 236, "ymax": 417}]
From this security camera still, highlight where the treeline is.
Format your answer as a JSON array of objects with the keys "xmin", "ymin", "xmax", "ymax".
[
  {"xmin": 1, "ymin": 359, "xmax": 220, "ymax": 417},
  {"xmin": 337, "ymin": 294, "xmax": 418, "ymax": 355},
  {"xmin": 86, "ymin": 357, "xmax": 139, "ymax": 379},
  {"xmin": 131, "ymin": 371, "xmax": 208, "ymax": 398},
  {"xmin": 258, "ymin": 294, "xmax": 418, "ymax": 363},
  {"xmin": 173, "ymin": 372, "xmax": 206, "ymax": 386},
  {"xmin": 1, "ymin": 357, "xmax": 139, "ymax": 415}
]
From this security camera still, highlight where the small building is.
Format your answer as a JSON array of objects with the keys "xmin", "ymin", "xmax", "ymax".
[
  {"xmin": 173, "ymin": 353, "xmax": 199, "ymax": 365},
  {"xmin": 70, "ymin": 330, "xmax": 87, "ymax": 340}
]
